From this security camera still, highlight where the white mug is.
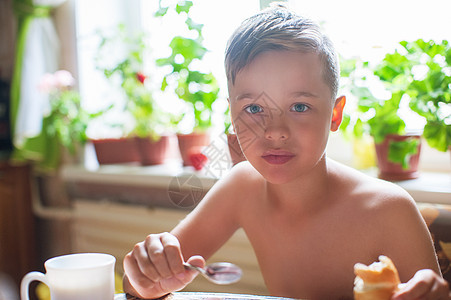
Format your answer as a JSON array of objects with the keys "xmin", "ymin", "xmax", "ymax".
[{"xmin": 21, "ymin": 253, "xmax": 116, "ymax": 300}]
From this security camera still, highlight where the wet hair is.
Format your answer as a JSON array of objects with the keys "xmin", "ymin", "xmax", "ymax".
[{"xmin": 224, "ymin": 4, "xmax": 340, "ymax": 99}]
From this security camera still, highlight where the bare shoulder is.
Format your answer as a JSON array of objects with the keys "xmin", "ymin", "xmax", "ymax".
[
  {"xmin": 227, "ymin": 160, "xmax": 264, "ymax": 182},
  {"xmin": 219, "ymin": 161, "xmax": 265, "ymax": 195},
  {"xmin": 328, "ymin": 160, "xmax": 422, "ymax": 239},
  {"xmin": 216, "ymin": 161, "xmax": 267, "ymax": 218},
  {"xmin": 328, "ymin": 160, "xmax": 439, "ymax": 279},
  {"xmin": 328, "ymin": 159, "xmax": 415, "ymax": 211},
  {"xmin": 195, "ymin": 161, "xmax": 265, "ymax": 217}
]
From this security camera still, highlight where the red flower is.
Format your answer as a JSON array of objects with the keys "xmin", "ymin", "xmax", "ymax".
[
  {"xmin": 189, "ymin": 152, "xmax": 208, "ymax": 171},
  {"xmin": 136, "ymin": 72, "xmax": 146, "ymax": 84}
]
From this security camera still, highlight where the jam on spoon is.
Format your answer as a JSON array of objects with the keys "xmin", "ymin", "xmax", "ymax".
[{"xmin": 183, "ymin": 262, "xmax": 242, "ymax": 285}]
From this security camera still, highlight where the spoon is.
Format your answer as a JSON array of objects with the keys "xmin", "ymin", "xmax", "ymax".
[{"xmin": 183, "ymin": 262, "xmax": 242, "ymax": 285}]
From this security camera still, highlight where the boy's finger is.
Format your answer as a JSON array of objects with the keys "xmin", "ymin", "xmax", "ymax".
[
  {"xmin": 187, "ymin": 255, "xmax": 206, "ymax": 269},
  {"xmin": 147, "ymin": 234, "xmax": 172, "ymax": 278},
  {"xmin": 170, "ymin": 255, "xmax": 206, "ymax": 285},
  {"xmin": 125, "ymin": 242, "xmax": 159, "ymax": 282},
  {"xmin": 183, "ymin": 255, "xmax": 206, "ymax": 279},
  {"xmin": 133, "ymin": 244, "xmax": 160, "ymax": 282},
  {"xmin": 123, "ymin": 254, "xmax": 155, "ymax": 292},
  {"xmin": 160, "ymin": 233, "xmax": 185, "ymax": 275},
  {"xmin": 393, "ymin": 270, "xmax": 434, "ymax": 299},
  {"xmin": 413, "ymin": 271, "xmax": 450, "ymax": 300},
  {"xmin": 430, "ymin": 278, "xmax": 451, "ymax": 300}
]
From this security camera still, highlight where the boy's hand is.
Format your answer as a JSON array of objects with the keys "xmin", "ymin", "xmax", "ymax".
[
  {"xmin": 392, "ymin": 269, "xmax": 450, "ymax": 300},
  {"xmin": 123, "ymin": 232, "xmax": 205, "ymax": 299}
]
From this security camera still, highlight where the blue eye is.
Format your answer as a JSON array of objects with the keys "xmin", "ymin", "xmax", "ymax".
[
  {"xmin": 245, "ymin": 104, "xmax": 263, "ymax": 114},
  {"xmin": 291, "ymin": 103, "xmax": 309, "ymax": 112}
]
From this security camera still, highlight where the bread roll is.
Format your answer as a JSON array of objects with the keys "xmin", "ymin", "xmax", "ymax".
[{"xmin": 354, "ymin": 255, "xmax": 400, "ymax": 300}]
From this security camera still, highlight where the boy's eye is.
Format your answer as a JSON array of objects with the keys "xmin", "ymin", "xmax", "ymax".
[
  {"xmin": 290, "ymin": 103, "xmax": 309, "ymax": 113},
  {"xmin": 245, "ymin": 104, "xmax": 263, "ymax": 114}
]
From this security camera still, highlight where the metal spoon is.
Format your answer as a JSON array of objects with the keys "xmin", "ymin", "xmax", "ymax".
[{"xmin": 184, "ymin": 262, "xmax": 242, "ymax": 285}]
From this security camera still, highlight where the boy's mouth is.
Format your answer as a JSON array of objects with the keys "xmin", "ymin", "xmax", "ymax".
[{"xmin": 261, "ymin": 150, "xmax": 295, "ymax": 165}]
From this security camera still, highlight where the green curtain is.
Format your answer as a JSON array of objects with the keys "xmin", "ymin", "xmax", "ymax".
[{"xmin": 10, "ymin": 0, "xmax": 64, "ymax": 171}]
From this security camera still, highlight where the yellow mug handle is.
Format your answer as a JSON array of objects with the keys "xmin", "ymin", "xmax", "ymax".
[{"xmin": 20, "ymin": 271, "xmax": 47, "ymax": 300}]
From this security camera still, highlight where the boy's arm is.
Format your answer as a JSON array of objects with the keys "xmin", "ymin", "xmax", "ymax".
[
  {"xmin": 123, "ymin": 163, "xmax": 250, "ymax": 298},
  {"xmin": 377, "ymin": 188, "xmax": 440, "ymax": 280},
  {"xmin": 374, "ymin": 186, "xmax": 450, "ymax": 298}
]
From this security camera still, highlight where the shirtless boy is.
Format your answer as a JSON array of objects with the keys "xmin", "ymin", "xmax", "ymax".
[{"xmin": 123, "ymin": 5, "xmax": 450, "ymax": 299}]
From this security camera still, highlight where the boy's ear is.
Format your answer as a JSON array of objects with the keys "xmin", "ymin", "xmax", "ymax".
[{"xmin": 330, "ymin": 96, "xmax": 346, "ymax": 132}]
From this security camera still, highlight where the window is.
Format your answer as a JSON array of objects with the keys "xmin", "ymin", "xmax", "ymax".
[
  {"xmin": 287, "ymin": 0, "xmax": 451, "ymax": 171},
  {"xmin": 75, "ymin": 0, "xmax": 259, "ymax": 138},
  {"xmin": 74, "ymin": 0, "xmax": 450, "ymax": 171}
]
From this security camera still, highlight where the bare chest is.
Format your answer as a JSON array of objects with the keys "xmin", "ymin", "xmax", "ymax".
[{"xmin": 242, "ymin": 208, "xmax": 377, "ymax": 299}]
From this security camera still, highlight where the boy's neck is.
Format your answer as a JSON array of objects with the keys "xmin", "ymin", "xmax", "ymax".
[{"xmin": 265, "ymin": 156, "xmax": 332, "ymax": 215}]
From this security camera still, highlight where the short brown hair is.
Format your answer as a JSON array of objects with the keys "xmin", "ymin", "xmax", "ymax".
[{"xmin": 224, "ymin": 4, "xmax": 340, "ymax": 99}]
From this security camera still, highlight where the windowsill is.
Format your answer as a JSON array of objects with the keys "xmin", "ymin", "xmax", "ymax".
[
  {"xmin": 389, "ymin": 172, "xmax": 451, "ymax": 205},
  {"xmin": 61, "ymin": 160, "xmax": 221, "ymax": 210},
  {"xmin": 61, "ymin": 162, "xmax": 451, "ymax": 206},
  {"xmin": 62, "ymin": 160, "xmax": 220, "ymax": 190}
]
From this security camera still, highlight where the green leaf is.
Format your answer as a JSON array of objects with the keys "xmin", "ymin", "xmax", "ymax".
[
  {"xmin": 185, "ymin": 17, "xmax": 203, "ymax": 32},
  {"xmin": 154, "ymin": 6, "xmax": 169, "ymax": 17},
  {"xmin": 368, "ymin": 107, "xmax": 405, "ymax": 143},
  {"xmin": 353, "ymin": 118, "xmax": 365, "ymax": 138},
  {"xmin": 388, "ymin": 138, "xmax": 420, "ymax": 169},
  {"xmin": 340, "ymin": 114, "xmax": 351, "ymax": 131},
  {"xmin": 161, "ymin": 76, "xmax": 168, "ymax": 91},
  {"xmin": 176, "ymin": 1, "xmax": 193, "ymax": 14},
  {"xmin": 169, "ymin": 36, "xmax": 207, "ymax": 61},
  {"xmin": 423, "ymin": 121, "xmax": 450, "ymax": 152},
  {"xmin": 339, "ymin": 57, "xmax": 357, "ymax": 77}
]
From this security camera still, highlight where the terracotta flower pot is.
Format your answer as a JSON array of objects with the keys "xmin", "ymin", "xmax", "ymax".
[
  {"xmin": 135, "ymin": 136, "xmax": 170, "ymax": 166},
  {"xmin": 227, "ymin": 133, "xmax": 246, "ymax": 166},
  {"xmin": 374, "ymin": 134, "xmax": 422, "ymax": 181},
  {"xmin": 177, "ymin": 133, "xmax": 210, "ymax": 166},
  {"xmin": 92, "ymin": 138, "xmax": 140, "ymax": 165}
]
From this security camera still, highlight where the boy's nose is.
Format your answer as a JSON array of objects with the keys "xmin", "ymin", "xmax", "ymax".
[{"xmin": 264, "ymin": 124, "xmax": 289, "ymax": 141}]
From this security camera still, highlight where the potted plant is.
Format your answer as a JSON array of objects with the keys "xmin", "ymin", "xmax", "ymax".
[
  {"xmin": 94, "ymin": 24, "xmax": 177, "ymax": 165},
  {"xmin": 340, "ymin": 50, "xmax": 423, "ymax": 180},
  {"xmin": 404, "ymin": 39, "xmax": 451, "ymax": 154},
  {"xmin": 372, "ymin": 39, "xmax": 451, "ymax": 178},
  {"xmin": 14, "ymin": 70, "xmax": 99, "ymax": 171},
  {"xmin": 154, "ymin": 0, "xmax": 220, "ymax": 166}
]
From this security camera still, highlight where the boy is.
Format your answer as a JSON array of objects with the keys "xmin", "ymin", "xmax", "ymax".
[{"xmin": 123, "ymin": 5, "xmax": 450, "ymax": 299}]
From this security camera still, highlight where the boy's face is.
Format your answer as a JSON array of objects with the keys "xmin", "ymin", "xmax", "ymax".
[{"xmin": 228, "ymin": 50, "xmax": 344, "ymax": 184}]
